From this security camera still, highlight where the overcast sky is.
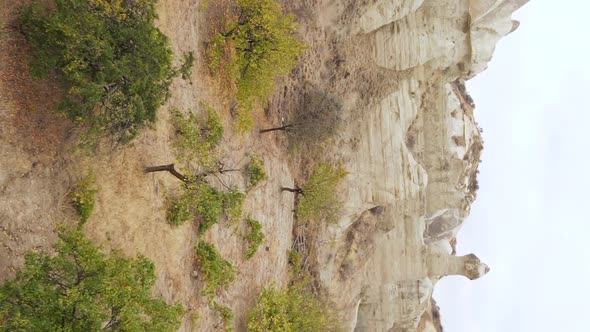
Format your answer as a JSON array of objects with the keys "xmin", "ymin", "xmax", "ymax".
[{"xmin": 434, "ymin": 1, "xmax": 590, "ymax": 331}]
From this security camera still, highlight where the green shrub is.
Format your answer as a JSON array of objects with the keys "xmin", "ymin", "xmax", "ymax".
[
  {"xmin": 223, "ymin": 187, "xmax": 245, "ymax": 224},
  {"xmin": 213, "ymin": 301, "xmax": 234, "ymax": 332},
  {"xmin": 244, "ymin": 217, "xmax": 264, "ymax": 259},
  {"xmin": 19, "ymin": 0, "xmax": 174, "ymax": 144},
  {"xmin": 196, "ymin": 242, "xmax": 236, "ymax": 299},
  {"xmin": 166, "ymin": 193, "xmax": 193, "ymax": 226},
  {"xmin": 208, "ymin": 0, "xmax": 305, "ymax": 126},
  {"xmin": 171, "ymin": 105, "xmax": 223, "ymax": 168},
  {"xmin": 296, "ymin": 162, "xmax": 348, "ymax": 223},
  {"xmin": 166, "ymin": 182, "xmax": 245, "ymax": 234},
  {"xmin": 195, "ymin": 183, "xmax": 225, "ymax": 234},
  {"xmin": 247, "ymin": 282, "xmax": 338, "ymax": 332},
  {"xmin": 179, "ymin": 51, "xmax": 195, "ymax": 81},
  {"xmin": 203, "ymin": 106, "xmax": 224, "ymax": 147},
  {"xmin": 246, "ymin": 156, "xmax": 267, "ymax": 189},
  {"xmin": 0, "ymin": 226, "xmax": 184, "ymax": 331},
  {"xmin": 287, "ymin": 249, "xmax": 302, "ymax": 275},
  {"xmin": 70, "ymin": 173, "xmax": 98, "ymax": 225}
]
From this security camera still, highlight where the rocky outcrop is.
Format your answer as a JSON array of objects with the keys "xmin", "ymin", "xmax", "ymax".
[{"xmin": 302, "ymin": 0, "xmax": 527, "ymax": 331}]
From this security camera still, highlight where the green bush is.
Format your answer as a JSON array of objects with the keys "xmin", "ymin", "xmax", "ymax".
[
  {"xmin": 195, "ymin": 184, "xmax": 245, "ymax": 234},
  {"xmin": 171, "ymin": 105, "xmax": 223, "ymax": 168},
  {"xmin": 223, "ymin": 187, "xmax": 245, "ymax": 224},
  {"xmin": 166, "ymin": 182, "xmax": 245, "ymax": 234},
  {"xmin": 179, "ymin": 51, "xmax": 195, "ymax": 81},
  {"xmin": 195, "ymin": 242, "xmax": 236, "ymax": 299},
  {"xmin": 208, "ymin": 0, "xmax": 305, "ymax": 126},
  {"xmin": 296, "ymin": 162, "xmax": 348, "ymax": 223},
  {"xmin": 70, "ymin": 173, "xmax": 98, "ymax": 225},
  {"xmin": 195, "ymin": 183, "xmax": 226, "ymax": 234},
  {"xmin": 0, "ymin": 226, "xmax": 183, "ymax": 331},
  {"xmin": 213, "ymin": 301, "xmax": 234, "ymax": 332},
  {"xmin": 166, "ymin": 193, "xmax": 193, "ymax": 226},
  {"xmin": 244, "ymin": 217, "xmax": 264, "ymax": 259},
  {"xmin": 19, "ymin": 0, "xmax": 174, "ymax": 144},
  {"xmin": 247, "ymin": 282, "xmax": 338, "ymax": 332},
  {"xmin": 246, "ymin": 156, "xmax": 267, "ymax": 189},
  {"xmin": 287, "ymin": 249, "xmax": 302, "ymax": 275}
]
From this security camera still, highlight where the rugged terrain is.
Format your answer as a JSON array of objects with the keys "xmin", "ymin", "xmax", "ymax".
[{"xmin": 0, "ymin": 0, "xmax": 526, "ymax": 331}]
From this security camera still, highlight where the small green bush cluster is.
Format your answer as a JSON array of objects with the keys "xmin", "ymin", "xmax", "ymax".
[
  {"xmin": 166, "ymin": 183, "xmax": 244, "ymax": 233},
  {"xmin": 247, "ymin": 282, "xmax": 338, "ymax": 332},
  {"xmin": 246, "ymin": 156, "xmax": 267, "ymax": 189},
  {"xmin": 70, "ymin": 173, "xmax": 98, "ymax": 225},
  {"xmin": 244, "ymin": 217, "xmax": 264, "ymax": 259},
  {"xmin": 195, "ymin": 184, "xmax": 244, "ymax": 234},
  {"xmin": 213, "ymin": 301, "xmax": 234, "ymax": 332},
  {"xmin": 296, "ymin": 162, "xmax": 348, "ymax": 223},
  {"xmin": 196, "ymin": 242, "xmax": 236, "ymax": 299},
  {"xmin": 171, "ymin": 106, "xmax": 223, "ymax": 168}
]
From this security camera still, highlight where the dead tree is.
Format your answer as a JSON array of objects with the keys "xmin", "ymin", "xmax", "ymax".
[
  {"xmin": 281, "ymin": 186, "xmax": 304, "ymax": 195},
  {"xmin": 145, "ymin": 162, "xmax": 241, "ymax": 183},
  {"xmin": 259, "ymin": 89, "xmax": 342, "ymax": 145}
]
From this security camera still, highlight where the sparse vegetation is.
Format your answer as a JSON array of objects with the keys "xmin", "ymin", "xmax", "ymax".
[
  {"xmin": 70, "ymin": 172, "xmax": 97, "ymax": 225},
  {"xmin": 244, "ymin": 217, "xmax": 264, "ymax": 259},
  {"xmin": 260, "ymin": 89, "xmax": 343, "ymax": 147},
  {"xmin": 196, "ymin": 242, "xmax": 236, "ymax": 299},
  {"xmin": 165, "ymin": 182, "xmax": 244, "ymax": 233},
  {"xmin": 207, "ymin": 0, "xmax": 305, "ymax": 128},
  {"xmin": 223, "ymin": 186, "xmax": 246, "ymax": 224},
  {"xmin": 19, "ymin": 0, "xmax": 175, "ymax": 144},
  {"xmin": 283, "ymin": 162, "xmax": 348, "ymax": 223},
  {"xmin": 171, "ymin": 105, "xmax": 223, "ymax": 168},
  {"xmin": 0, "ymin": 226, "xmax": 184, "ymax": 331},
  {"xmin": 179, "ymin": 51, "xmax": 195, "ymax": 82},
  {"xmin": 213, "ymin": 301, "xmax": 234, "ymax": 332},
  {"xmin": 247, "ymin": 281, "xmax": 338, "ymax": 332},
  {"xmin": 246, "ymin": 156, "xmax": 267, "ymax": 189},
  {"xmin": 288, "ymin": 249, "xmax": 303, "ymax": 275},
  {"xmin": 166, "ymin": 190, "xmax": 193, "ymax": 226}
]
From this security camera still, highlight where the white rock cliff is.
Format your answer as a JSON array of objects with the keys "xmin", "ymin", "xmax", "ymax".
[{"xmin": 304, "ymin": 0, "xmax": 527, "ymax": 331}]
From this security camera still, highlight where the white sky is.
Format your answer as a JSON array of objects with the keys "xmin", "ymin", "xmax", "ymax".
[{"xmin": 434, "ymin": 1, "xmax": 590, "ymax": 331}]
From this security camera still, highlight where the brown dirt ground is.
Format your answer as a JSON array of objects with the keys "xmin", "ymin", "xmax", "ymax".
[{"xmin": 0, "ymin": 0, "xmax": 328, "ymax": 330}]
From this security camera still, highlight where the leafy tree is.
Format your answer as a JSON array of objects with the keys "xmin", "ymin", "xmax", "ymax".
[
  {"xmin": 19, "ymin": 0, "xmax": 174, "ymax": 143},
  {"xmin": 282, "ymin": 162, "xmax": 347, "ymax": 223},
  {"xmin": 259, "ymin": 89, "xmax": 342, "ymax": 147},
  {"xmin": 208, "ymin": 0, "xmax": 305, "ymax": 127},
  {"xmin": 0, "ymin": 226, "xmax": 183, "ymax": 331},
  {"xmin": 145, "ymin": 106, "xmax": 245, "ymax": 232}
]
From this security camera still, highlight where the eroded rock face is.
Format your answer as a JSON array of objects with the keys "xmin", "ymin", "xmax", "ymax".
[{"xmin": 305, "ymin": 0, "xmax": 526, "ymax": 331}]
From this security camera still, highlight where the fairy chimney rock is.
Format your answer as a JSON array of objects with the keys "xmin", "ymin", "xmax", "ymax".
[{"xmin": 426, "ymin": 251, "xmax": 490, "ymax": 281}]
